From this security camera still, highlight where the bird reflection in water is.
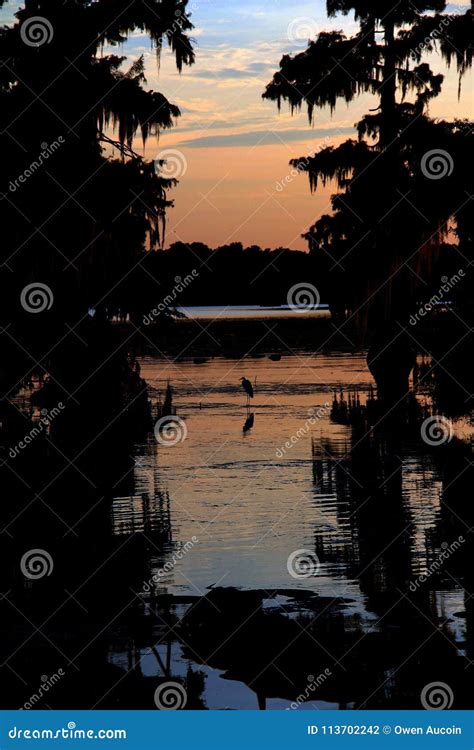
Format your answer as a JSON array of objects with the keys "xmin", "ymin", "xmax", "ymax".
[
  {"xmin": 240, "ymin": 376, "xmax": 255, "ymax": 433},
  {"xmin": 243, "ymin": 412, "xmax": 255, "ymax": 433}
]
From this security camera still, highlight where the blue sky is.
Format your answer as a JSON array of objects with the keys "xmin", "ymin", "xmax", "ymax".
[
  {"xmin": 1, "ymin": 0, "xmax": 471, "ymax": 249},
  {"xmin": 132, "ymin": 0, "xmax": 471, "ymax": 248}
]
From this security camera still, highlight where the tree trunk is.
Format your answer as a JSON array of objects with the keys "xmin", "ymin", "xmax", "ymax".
[{"xmin": 367, "ymin": 327, "xmax": 415, "ymax": 406}]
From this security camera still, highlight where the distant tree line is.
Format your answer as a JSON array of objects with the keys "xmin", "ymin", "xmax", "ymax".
[
  {"xmin": 119, "ymin": 241, "xmax": 320, "ymax": 318},
  {"xmin": 113, "ymin": 239, "xmax": 468, "ymax": 324}
]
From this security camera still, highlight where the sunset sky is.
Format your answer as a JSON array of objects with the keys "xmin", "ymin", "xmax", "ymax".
[
  {"xmin": 138, "ymin": 0, "xmax": 472, "ymax": 250},
  {"xmin": 3, "ymin": 1, "xmax": 472, "ymax": 250}
]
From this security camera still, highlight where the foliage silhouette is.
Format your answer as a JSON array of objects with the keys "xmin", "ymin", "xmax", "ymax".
[
  {"xmin": 264, "ymin": 1, "xmax": 473, "ymax": 399},
  {"xmin": 0, "ymin": 0, "xmax": 195, "ymax": 449}
]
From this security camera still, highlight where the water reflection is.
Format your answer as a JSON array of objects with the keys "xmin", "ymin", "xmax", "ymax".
[
  {"xmin": 116, "ymin": 357, "xmax": 471, "ymax": 709},
  {"xmin": 0, "ymin": 354, "xmax": 472, "ymax": 709},
  {"xmin": 243, "ymin": 411, "xmax": 255, "ymax": 433},
  {"xmin": 111, "ymin": 491, "xmax": 172, "ymax": 540}
]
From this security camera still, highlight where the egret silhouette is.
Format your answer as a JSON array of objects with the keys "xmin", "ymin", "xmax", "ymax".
[{"xmin": 240, "ymin": 377, "xmax": 254, "ymax": 407}]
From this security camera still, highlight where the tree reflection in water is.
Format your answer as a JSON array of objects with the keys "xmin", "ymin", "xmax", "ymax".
[{"xmin": 1, "ymin": 376, "xmax": 471, "ymax": 710}]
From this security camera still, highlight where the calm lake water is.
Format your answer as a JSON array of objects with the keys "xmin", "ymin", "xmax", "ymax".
[
  {"xmin": 108, "ymin": 352, "xmax": 470, "ymax": 710},
  {"xmin": 177, "ymin": 305, "xmax": 330, "ymax": 320}
]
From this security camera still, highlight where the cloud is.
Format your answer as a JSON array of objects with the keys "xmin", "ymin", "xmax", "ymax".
[
  {"xmin": 173, "ymin": 115, "xmax": 270, "ymax": 131},
  {"xmin": 177, "ymin": 126, "xmax": 354, "ymax": 148},
  {"xmin": 0, "ymin": 3, "xmax": 21, "ymax": 25},
  {"xmin": 190, "ymin": 61, "xmax": 274, "ymax": 80}
]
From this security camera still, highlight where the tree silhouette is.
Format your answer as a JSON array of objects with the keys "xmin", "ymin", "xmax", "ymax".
[
  {"xmin": 0, "ymin": 0, "xmax": 195, "ymax": 449},
  {"xmin": 264, "ymin": 2, "xmax": 473, "ymax": 400}
]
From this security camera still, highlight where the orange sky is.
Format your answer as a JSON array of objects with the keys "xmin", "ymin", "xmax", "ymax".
[{"xmin": 129, "ymin": 1, "xmax": 473, "ymax": 250}]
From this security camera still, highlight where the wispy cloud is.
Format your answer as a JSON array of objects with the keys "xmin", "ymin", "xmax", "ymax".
[
  {"xmin": 177, "ymin": 126, "xmax": 353, "ymax": 148},
  {"xmin": 189, "ymin": 61, "xmax": 274, "ymax": 80}
]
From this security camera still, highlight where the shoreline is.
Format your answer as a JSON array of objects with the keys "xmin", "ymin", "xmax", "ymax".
[{"xmin": 132, "ymin": 315, "xmax": 359, "ymax": 358}]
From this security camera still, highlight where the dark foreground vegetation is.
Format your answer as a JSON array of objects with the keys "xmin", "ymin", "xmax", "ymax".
[{"xmin": 0, "ymin": 0, "xmax": 473, "ymax": 712}]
